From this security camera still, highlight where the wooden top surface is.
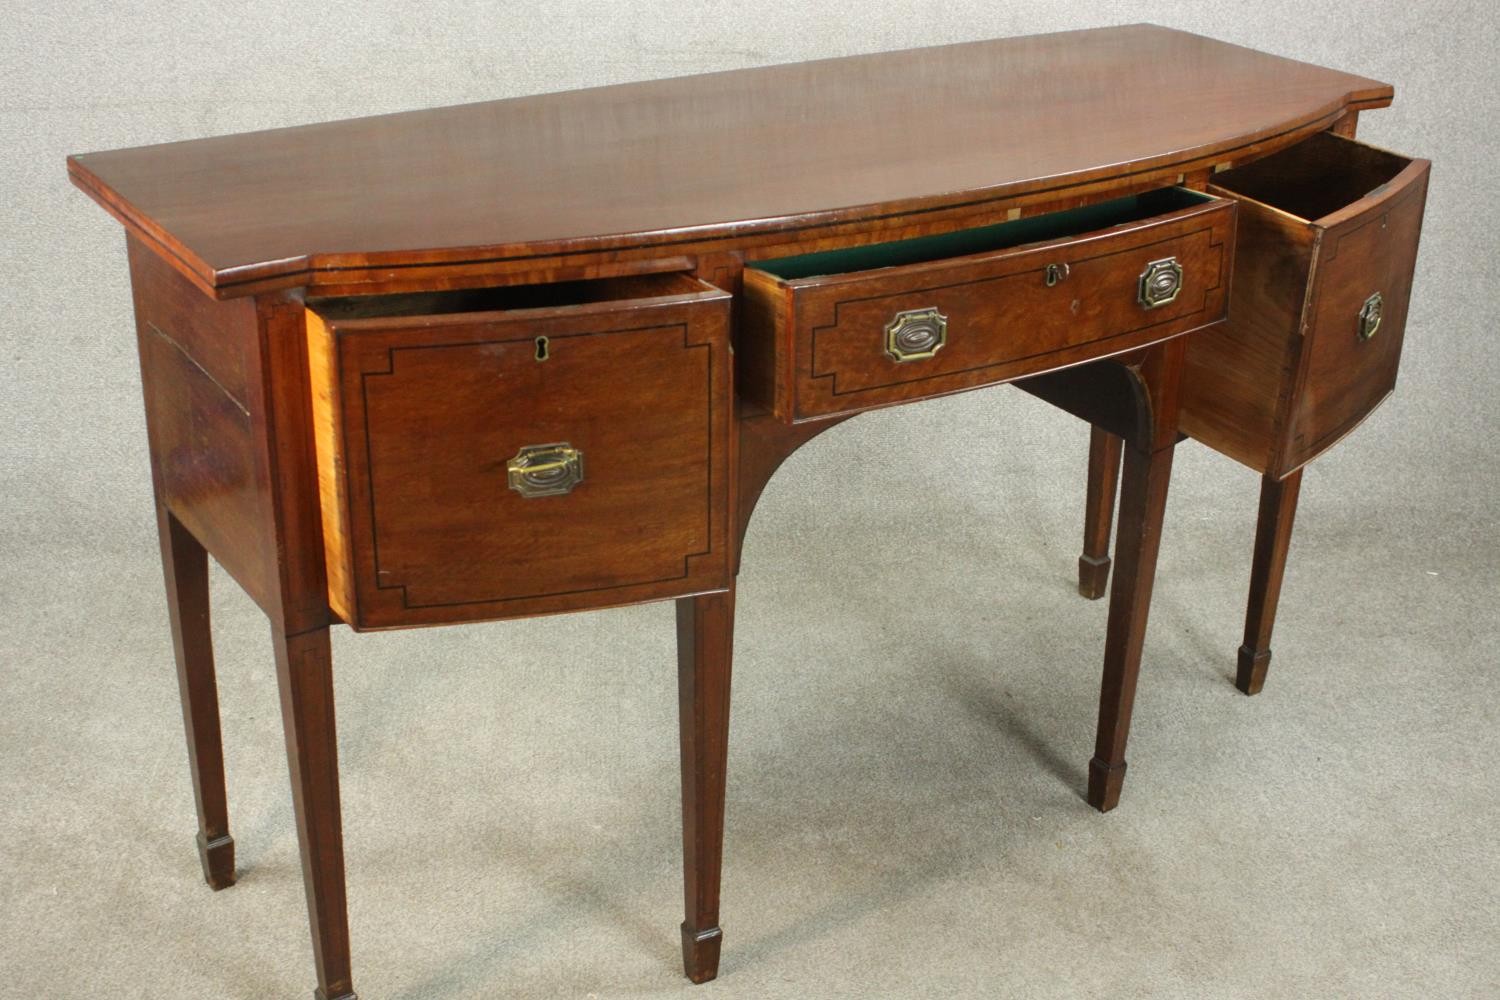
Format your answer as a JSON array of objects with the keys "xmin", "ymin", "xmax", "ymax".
[{"xmin": 69, "ymin": 24, "xmax": 1390, "ymax": 296}]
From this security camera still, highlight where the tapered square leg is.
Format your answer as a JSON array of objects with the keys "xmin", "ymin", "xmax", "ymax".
[
  {"xmin": 156, "ymin": 507, "xmax": 236, "ymax": 890},
  {"xmin": 1236, "ymin": 470, "xmax": 1303, "ymax": 695},
  {"xmin": 677, "ymin": 588, "xmax": 735, "ymax": 984},
  {"xmin": 274, "ymin": 626, "xmax": 357, "ymax": 1000},
  {"xmin": 1087, "ymin": 758, "xmax": 1127, "ymax": 812},
  {"xmin": 1078, "ymin": 427, "xmax": 1123, "ymax": 599},
  {"xmin": 1088, "ymin": 439, "xmax": 1174, "ymax": 813}
]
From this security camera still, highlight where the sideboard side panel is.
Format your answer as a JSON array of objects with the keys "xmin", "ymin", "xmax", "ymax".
[
  {"xmin": 129, "ymin": 236, "xmax": 274, "ymax": 607},
  {"xmin": 128, "ymin": 237, "xmax": 332, "ymax": 634}
]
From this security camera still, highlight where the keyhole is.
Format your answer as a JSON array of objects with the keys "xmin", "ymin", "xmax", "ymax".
[{"xmin": 534, "ymin": 336, "xmax": 549, "ymax": 362}]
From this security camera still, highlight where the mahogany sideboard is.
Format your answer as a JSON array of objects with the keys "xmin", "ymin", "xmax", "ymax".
[{"xmin": 67, "ymin": 25, "xmax": 1426, "ymax": 998}]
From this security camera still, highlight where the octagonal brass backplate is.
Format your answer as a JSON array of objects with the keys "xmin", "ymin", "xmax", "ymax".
[
  {"xmin": 884, "ymin": 306, "xmax": 948, "ymax": 362},
  {"xmin": 1137, "ymin": 257, "xmax": 1184, "ymax": 309}
]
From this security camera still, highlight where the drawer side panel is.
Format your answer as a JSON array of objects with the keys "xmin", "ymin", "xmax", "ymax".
[
  {"xmin": 306, "ymin": 310, "xmax": 357, "ymax": 623},
  {"xmin": 1180, "ymin": 196, "xmax": 1315, "ymax": 472}
]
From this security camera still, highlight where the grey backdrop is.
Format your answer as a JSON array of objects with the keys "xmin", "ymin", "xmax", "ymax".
[{"xmin": 3, "ymin": 2, "xmax": 1498, "ymax": 998}]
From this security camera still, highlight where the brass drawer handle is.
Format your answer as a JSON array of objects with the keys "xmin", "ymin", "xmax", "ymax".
[
  {"xmin": 1358, "ymin": 292, "xmax": 1384, "ymax": 340},
  {"xmin": 1137, "ymin": 257, "xmax": 1184, "ymax": 309},
  {"xmin": 507, "ymin": 443, "xmax": 584, "ymax": 498},
  {"xmin": 884, "ymin": 306, "xmax": 947, "ymax": 362}
]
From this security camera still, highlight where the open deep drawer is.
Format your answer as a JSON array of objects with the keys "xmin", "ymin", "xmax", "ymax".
[{"xmin": 1182, "ymin": 131, "xmax": 1431, "ymax": 475}]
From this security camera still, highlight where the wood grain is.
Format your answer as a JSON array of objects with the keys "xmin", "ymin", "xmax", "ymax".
[
  {"xmin": 69, "ymin": 25, "xmax": 1389, "ymax": 297},
  {"xmin": 1236, "ymin": 470, "xmax": 1304, "ymax": 695},
  {"xmin": 251, "ymin": 291, "xmax": 355, "ymax": 999},
  {"xmin": 305, "ymin": 308, "xmax": 356, "ymax": 627},
  {"xmin": 1088, "ymin": 436, "xmax": 1175, "ymax": 812},
  {"xmin": 1087, "ymin": 338, "xmax": 1185, "ymax": 812},
  {"xmin": 1181, "ymin": 132, "xmax": 1429, "ymax": 475},
  {"xmin": 127, "ymin": 237, "xmax": 256, "ymax": 404},
  {"xmin": 745, "ymin": 191, "xmax": 1234, "ymax": 422},
  {"xmin": 272, "ymin": 625, "xmax": 355, "ymax": 1000},
  {"xmin": 1089, "ymin": 128, "xmax": 1429, "ymax": 706},
  {"xmin": 676, "ymin": 588, "xmax": 735, "ymax": 984},
  {"xmin": 130, "ymin": 237, "xmax": 271, "ymax": 608},
  {"xmin": 1177, "ymin": 193, "xmax": 1314, "ymax": 470},
  {"xmin": 1277, "ymin": 158, "xmax": 1430, "ymax": 472},
  {"xmin": 307, "ymin": 274, "xmax": 733, "ymax": 629},
  {"xmin": 1079, "ymin": 427, "xmax": 1123, "ymax": 600},
  {"xmin": 154, "ymin": 508, "xmax": 235, "ymax": 890}
]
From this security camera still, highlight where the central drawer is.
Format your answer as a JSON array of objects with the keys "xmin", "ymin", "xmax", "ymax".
[
  {"xmin": 306, "ymin": 273, "xmax": 732, "ymax": 630},
  {"xmin": 740, "ymin": 188, "xmax": 1236, "ymax": 423}
]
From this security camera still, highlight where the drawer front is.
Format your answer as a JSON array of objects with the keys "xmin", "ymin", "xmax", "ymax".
[
  {"xmin": 309, "ymin": 279, "xmax": 732, "ymax": 629},
  {"xmin": 1283, "ymin": 157, "xmax": 1430, "ymax": 471},
  {"xmin": 743, "ymin": 193, "xmax": 1234, "ymax": 423}
]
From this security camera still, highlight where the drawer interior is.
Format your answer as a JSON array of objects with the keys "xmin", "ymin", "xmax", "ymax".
[
  {"xmin": 1211, "ymin": 132, "xmax": 1412, "ymax": 223},
  {"xmin": 308, "ymin": 270, "xmax": 710, "ymax": 321},
  {"xmin": 751, "ymin": 186, "xmax": 1217, "ymax": 280}
]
